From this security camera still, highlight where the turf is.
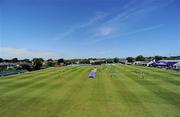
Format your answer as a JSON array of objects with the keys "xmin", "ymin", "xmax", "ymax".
[{"xmin": 0, "ymin": 65, "xmax": 179, "ymax": 117}]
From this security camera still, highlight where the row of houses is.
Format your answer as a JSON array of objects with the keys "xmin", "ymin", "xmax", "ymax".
[
  {"xmin": 0, "ymin": 62, "xmax": 32, "ymax": 70},
  {"xmin": 133, "ymin": 60, "xmax": 180, "ymax": 71},
  {"xmin": 0, "ymin": 63, "xmax": 17, "ymax": 70},
  {"xmin": 70, "ymin": 59, "xmax": 180, "ymax": 71}
]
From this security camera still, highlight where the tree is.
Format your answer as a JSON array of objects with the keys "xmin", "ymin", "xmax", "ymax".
[
  {"xmin": 47, "ymin": 59, "xmax": 53, "ymax": 62},
  {"xmin": 155, "ymin": 56, "xmax": 163, "ymax": 61},
  {"xmin": 57, "ymin": 58, "xmax": 64, "ymax": 64},
  {"xmin": 39, "ymin": 58, "xmax": 44, "ymax": 62},
  {"xmin": 64, "ymin": 60, "xmax": 72, "ymax": 65},
  {"xmin": 162, "ymin": 56, "xmax": 167, "ymax": 60},
  {"xmin": 22, "ymin": 59, "xmax": 31, "ymax": 63},
  {"xmin": 47, "ymin": 61, "xmax": 55, "ymax": 67},
  {"xmin": 12, "ymin": 58, "xmax": 18, "ymax": 63},
  {"xmin": 126, "ymin": 57, "xmax": 134, "ymax": 62},
  {"xmin": 114, "ymin": 57, "xmax": 119, "ymax": 63},
  {"xmin": 4, "ymin": 59, "xmax": 11, "ymax": 62},
  {"xmin": 70, "ymin": 59, "xmax": 78, "ymax": 64},
  {"xmin": 0, "ymin": 58, "xmax": 3, "ymax": 63},
  {"xmin": 46, "ymin": 59, "xmax": 55, "ymax": 67},
  {"xmin": 135, "ymin": 55, "xmax": 145, "ymax": 61},
  {"xmin": 32, "ymin": 58, "xmax": 44, "ymax": 70},
  {"xmin": 106, "ymin": 58, "xmax": 114, "ymax": 63},
  {"xmin": 79, "ymin": 59, "xmax": 90, "ymax": 64},
  {"xmin": 19, "ymin": 64, "xmax": 33, "ymax": 71}
]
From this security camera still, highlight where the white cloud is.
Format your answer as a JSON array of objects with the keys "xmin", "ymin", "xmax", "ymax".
[
  {"xmin": 84, "ymin": 24, "xmax": 163, "ymax": 45},
  {"xmin": 79, "ymin": 12, "xmax": 108, "ymax": 28},
  {"xmin": 99, "ymin": 27, "xmax": 113, "ymax": 36},
  {"xmin": 121, "ymin": 24, "xmax": 163, "ymax": 36},
  {"xmin": 54, "ymin": 12, "xmax": 108, "ymax": 41},
  {"xmin": 0, "ymin": 47, "xmax": 65, "ymax": 59},
  {"xmin": 83, "ymin": 0, "xmax": 173, "ymax": 44},
  {"xmin": 53, "ymin": 0, "xmax": 174, "ymax": 44}
]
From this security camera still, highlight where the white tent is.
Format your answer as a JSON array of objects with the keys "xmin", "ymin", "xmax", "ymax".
[
  {"xmin": 147, "ymin": 61, "xmax": 154, "ymax": 66},
  {"xmin": 174, "ymin": 62, "xmax": 180, "ymax": 70}
]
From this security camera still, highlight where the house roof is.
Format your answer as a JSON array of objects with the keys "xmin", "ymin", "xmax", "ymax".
[
  {"xmin": 174, "ymin": 62, "xmax": 180, "ymax": 67},
  {"xmin": 160, "ymin": 60, "xmax": 180, "ymax": 62}
]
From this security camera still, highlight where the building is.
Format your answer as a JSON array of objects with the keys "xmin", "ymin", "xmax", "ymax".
[
  {"xmin": 0, "ymin": 63, "xmax": 17, "ymax": 70},
  {"xmin": 133, "ymin": 61, "xmax": 148, "ymax": 66},
  {"xmin": 159, "ymin": 60, "xmax": 180, "ymax": 67},
  {"xmin": 90, "ymin": 60, "xmax": 106, "ymax": 65},
  {"xmin": 149, "ymin": 60, "xmax": 180, "ymax": 69},
  {"xmin": 147, "ymin": 61, "xmax": 155, "ymax": 66}
]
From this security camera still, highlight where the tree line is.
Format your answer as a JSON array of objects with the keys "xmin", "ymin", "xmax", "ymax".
[
  {"xmin": 1, "ymin": 56, "xmax": 180, "ymax": 64},
  {"xmin": 0, "ymin": 55, "xmax": 180, "ymax": 71},
  {"xmin": 126, "ymin": 55, "xmax": 180, "ymax": 62}
]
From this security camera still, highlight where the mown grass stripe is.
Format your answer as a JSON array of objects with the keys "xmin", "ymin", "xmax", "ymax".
[
  {"xmin": 0, "ymin": 66, "xmax": 79, "ymax": 91},
  {"xmin": 115, "ymin": 65, "xmax": 180, "ymax": 116},
  {"xmin": 123, "ymin": 65, "xmax": 180, "ymax": 95},
  {"xmin": 0, "ymin": 66, "xmax": 84, "ymax": 116},
  {"xmin": 14, "ymin": 66, "xmax": 91, "ymax": 117},
  {"xmin": 107, "ymin": 65, "xmax": 154, "ymax": 117}
]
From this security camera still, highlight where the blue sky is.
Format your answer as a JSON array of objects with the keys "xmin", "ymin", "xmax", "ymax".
[{"xmin": 0, "ymin": 0, "xmax": 180, "ymax": 59}]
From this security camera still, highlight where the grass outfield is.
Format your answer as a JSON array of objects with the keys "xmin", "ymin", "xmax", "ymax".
[{"xmin": 0, "ymin": 65, "xmax": 179, "ymax": 117}]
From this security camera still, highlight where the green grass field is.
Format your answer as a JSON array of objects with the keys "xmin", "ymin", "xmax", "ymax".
[{"xmin": 0, "ymin": 65, "xmax": 180, "ymax": 117}]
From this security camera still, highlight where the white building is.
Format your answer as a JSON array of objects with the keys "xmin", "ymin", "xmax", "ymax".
[
  {"xmin": 174, "ymin": 62, "xmax": 180, "ymax": 70},
  {"xmin": 159, "ymin": 60, "xmax": 180, "ymax": 62},
  {"xmin": 133, "ymin": 61, "xmax": 148, "ymax": 66}
]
